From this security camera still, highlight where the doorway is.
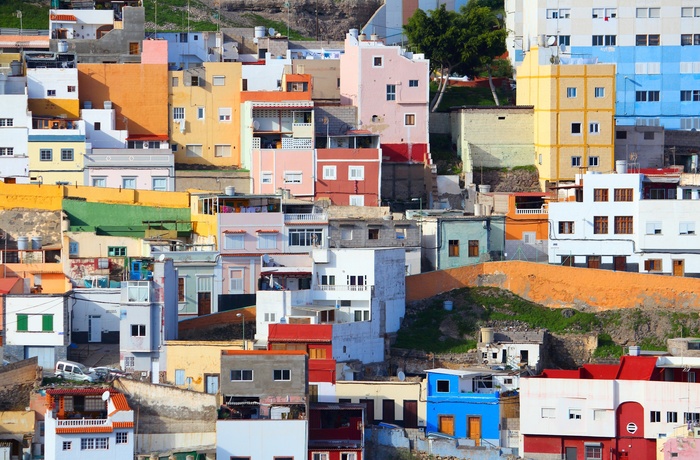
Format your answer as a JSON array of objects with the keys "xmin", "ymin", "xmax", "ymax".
[
  {"xmin": 673, "ymin": 259, "xmax": 685, "ymax": 276},
  {"xmin": 438, "ymin": 415, "xmax": 455, "ymax": 436},
  {"xmin": 382, "ymin": 399, "xmax": 395, "ymax": 423},
  {"xmin": 88, "ymin": 315, "xmax": 101, "ymax": 343},
  {"xmin": 403, "ymin": 400, "xmax": 418, "ymax": 428},
  {"xmin": 467, "ymin": 416, "xmax": 481, "ymax": 446},
  {"xmin": 565, "ymin": 447, "xmax": 577, "ymax": 460},
  {"xmin": 587, "ymin": 255, "xmax": 601, "ymax": 269},
  {"xmin": 614, "ymin": 256, "xmax": 627, "ymax": 271}
]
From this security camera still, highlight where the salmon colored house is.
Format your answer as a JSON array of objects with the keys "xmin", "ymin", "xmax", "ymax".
[{"xmin": 316, "ymin": 142, "xmax": 382, "ymax": 207}]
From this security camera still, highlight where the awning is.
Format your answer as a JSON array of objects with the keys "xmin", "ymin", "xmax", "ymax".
[
  {"xmin": 261, "ymin": 267, "xmax": 311, "ymax": 276},
  {"xmin": 256, "ymin": 229, "xmax": 279, "ymax": 233},
  {"xmin": 291, "ymin": 305, "xmax": 336, "ymax": 312},
  {"xmin": 223, "ymin": 229, "xmax": 246, "ymax": 234},
  {"xmin": 126, "ymin": 134, "xmax": 169, "ymax": 141}
]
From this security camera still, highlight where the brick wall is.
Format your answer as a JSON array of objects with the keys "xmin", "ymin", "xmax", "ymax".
[{"xmin": 0, "ymin": 357, "xmax": 40, "ymax": 410}]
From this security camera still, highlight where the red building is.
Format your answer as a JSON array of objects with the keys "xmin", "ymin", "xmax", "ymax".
[
  {"xmin": 308, "ymin": 403, "xmax": 364, "ymax": 460},
  {"xmin": 268, "ymin": 323, "xmax": 335, "ymax": 384}
]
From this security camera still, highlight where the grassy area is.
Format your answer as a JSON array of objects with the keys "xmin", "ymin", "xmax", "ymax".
[
  {"xmin": 144, "ymin": 0, "xmax": 224, "ymax": 32},
  {"xmin": 593, "ymin": 334, "xmax": 624, "ymax": 359},
  {"xmin": 0, "ymin": 0, "xmax": 49, "ymax": 30},
  {"xmin": 242, "ymin": 13, "xmax": 309, "ymax": 41},
  {"xmin": 431, "ymin": 83, "xmax": 513, "ymax": 112}
]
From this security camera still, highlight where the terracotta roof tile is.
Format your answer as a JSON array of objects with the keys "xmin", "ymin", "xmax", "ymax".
[
  {"xmin": 56, "ymin": 426, "xmax": 113, "ymax": 434},
  {"xmin": 108, "ymin": 394, "xmax": 131, "ymax": 416},
  {"xmin": 112, "ymin": 421, "xmax": 134, "ymax": 428}
]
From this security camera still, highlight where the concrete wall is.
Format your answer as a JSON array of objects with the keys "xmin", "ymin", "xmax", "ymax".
[
  {"xmin": 114, "ymin": 378, "xmax": 217, "ymax": 454},
  {"xmin": 71, "ymin": 289, "xmax": 121, "ymax": 343},
  {"xmin": 335, "ymin": 380, "xmax": 426, "ymax": 426},
  {"xmin": 0, "ymin": 357, "xmax": 40, "ymax": 411},
  {"xmin": 405, "ymin": 260, "xmax": 700, "ymax": 311},
  {"xmin": 174, "ymin": 169, "xmax": 251, "ymax": 193},
  {"xmin": 220, "ymin": 352, "xmax": 308, "ymax": 399},
  {"xmin": 164, "ymin": 341, "xmax": 240, "ymax": 392},
  {"xmin": 216, "ymin": 419, "xmax": 308, "ymax": 460}
]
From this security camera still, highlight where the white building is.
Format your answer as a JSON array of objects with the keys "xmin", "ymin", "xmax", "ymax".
[
  {"xmin": 2, "ymin": 294, "xmax": 69, "ymax": 370},
  {"xmin": 548, "ymin": 170, "xmax": 700, "ymax": 275},
  {"xmin": 50, "ymin": 9, "xmax": 115, "ymax": 41},
  {"xmin": 255, "ymin": 247, "xmax": 406, "ymax": 364},
  {"xmin": 0, "ymin": 73, "xmax": 31, "ymax": 183},
  {"xmin": 82, "ymin": 106, "xmax": 128, "ymax": 149},
  {"xmin": 44, "ymin": 388, "xmax": 135, "ymax": 460},
  {"xmin": 70, "ymin": 288, "xmax": 121, "ymax": 344},
  {"xmin": 241, "ymin": 53, "xmax": 290, "ymax": 91},
  {"xmin": 477, "ymin": 328, "xmax": 545, "ymax": 373},
  {"xmin": 216, "ymin": 419, "xmax": 307, "ymax": 460}
]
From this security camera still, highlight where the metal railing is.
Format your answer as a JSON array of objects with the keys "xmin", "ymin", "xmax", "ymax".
[
  {"xmin": 284, "ymin": 213, "xmax": 327, "ymax": 222},
  {"xmin": 316, "ymin": 284, "xmax": 369, "ymax": 291},
  {"xmin": 56, "ymin": 418, "xmax": 109, "ymax": 427}
]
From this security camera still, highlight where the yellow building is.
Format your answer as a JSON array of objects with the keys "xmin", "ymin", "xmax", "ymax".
[
  {"xmin": 516, "ymin": 48, "xmax": 616, "ymax": 189},
  {"xmin": 164, "ymin": 340, "xmax": 244, "ymax": 393},
  {"xmin": 28, "ymin": 134, "xmax": 86, "ymax": 185},
  {"xmin": 169, "ymin": 62, "xmax": 243, "ymax": 167}
]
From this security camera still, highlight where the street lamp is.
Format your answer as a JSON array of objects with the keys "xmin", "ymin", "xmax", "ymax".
[{"xmin": 236, "ymin": 312, "xmax": 245, "ymax": 350}]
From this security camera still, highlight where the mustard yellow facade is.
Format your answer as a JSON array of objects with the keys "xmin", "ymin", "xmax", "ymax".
[
  {"xmin": 28, "ymin": 137, "xmax": 86, "ymax": 186},
  {"xmin": 169, "ymin": 62, "xmax": 243, "ymax": 167},
  {"xmin": 516, "ymin": 48, "xmax": 616, "ymax": 188},
  {"xmin": 164, "ymin": 340, "xmax": 244, "ymax": 393}
]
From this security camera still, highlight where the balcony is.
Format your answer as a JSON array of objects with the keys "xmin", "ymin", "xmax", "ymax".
[
  {"xmin": 284, "ymin": 213, "xmax": 327, "ymax": 223},
  {"xmin": 316, "ymin": 284, "xmax": 369, "ymax": 292},
  {"xmin": 515, "ymin": 207, "xmax": 547, "ymax": 215},
  {"xmin": 56, "ymin": 418, "xmax": 109, "ymax": 427}
]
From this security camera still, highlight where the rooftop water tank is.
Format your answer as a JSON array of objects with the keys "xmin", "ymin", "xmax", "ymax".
[
  {"xmin": 481, "ymin": 327, "xmax": 494, "ymax": 344},
  {"xmin": 254, "ymin": 26, "xmax": 266, "ymax": 38},
  {"xmin": 616, "ymin": 160, "xmax": 628, "ymax": 174},
  {"xmin": 224, "ymin": 186, "xmax": 236, "ymax": 196},
  {"xmin": 10, "ymin": 60, "xmax": 21, "ymax": 76},
  {"xmin": 57, "ymin": 40, "xmax": 68, "ymax": 53},
  {"xmin": 17, "ymin": 236, "xmax": 28, "ymax": 251},
  {"xmin": 31, "ymin": 236, "xmax": 42, "ymax": 250}
]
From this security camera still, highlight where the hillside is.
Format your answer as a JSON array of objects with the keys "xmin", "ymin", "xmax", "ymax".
[{"xmin": 395, "ymin": 286, "xmax": 699, "ymax": 367}]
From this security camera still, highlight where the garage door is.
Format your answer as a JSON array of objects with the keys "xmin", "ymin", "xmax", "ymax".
[{"xmin": 25, "ymin": 347, "xmax": 55, "ymax": 372}]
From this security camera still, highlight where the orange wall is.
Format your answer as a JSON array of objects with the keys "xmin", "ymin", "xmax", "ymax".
[
  {"xmin": 504, "ymin": 195, "xmax": 549, "ymax": 240},
  {"xmin": 406, "ymin": 261, "xmax": 700, "ymax": 311},
  {"xmin": 240, "ymin": 74, "xmax": 312, "ymax": 103},
  {"xmin": 78, "ymin": 63, "xmax": 168, "ymax": 135}
]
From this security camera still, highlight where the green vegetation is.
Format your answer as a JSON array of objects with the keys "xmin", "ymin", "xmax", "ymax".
[
  {"xmin": 241, "ymin": 13, "xmax": 308, "ymax": 41},
  {"xmin": 593, "ymin": 334, "xmax": 624, "ymax": 359},
  {"xmin": 431, "ymin": 83, "xmax": 513, "ymax": 111},
  {"xmin": 0, "ymin": 1, "xmax": 49, "ymax": 30},
  {"xmin": 144, "ymin": 0, "xmax": 225, "ymax": 32},
  {"xmin": 511, "ymin": 164, "xmax": 538, "ymax": 173}
]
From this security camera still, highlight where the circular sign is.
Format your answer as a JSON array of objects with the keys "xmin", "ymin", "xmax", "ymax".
[{"xmin": 627, "ymin": 422, "xmax": 638, "ymax": 434}]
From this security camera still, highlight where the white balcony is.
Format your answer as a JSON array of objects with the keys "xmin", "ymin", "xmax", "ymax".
[
  {"xmin": 515, "ymin": 207, "xmax": 547, "ymax": 215},
  {"xmin": 316, "ymin": 284, "xmax": 369, "ymax": 292},
  {"xmin": 56, "ymin": 418, "xmax": 110, "ymax": 427},
  {"xmin": 284, "ymin": 213, "xmax": 327, "ymax": 223}
]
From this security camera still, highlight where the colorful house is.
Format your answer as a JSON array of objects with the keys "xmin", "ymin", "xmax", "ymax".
[
  {"xmin": 335, "ymin": 380, "xmax": 426, "ymax": 428},
  {"xmin": 315, "ymin": 140, "xmax": 382, "ymax": 207},
  {"xmin": 0, "ymin": 61, "xmax": 32, "ymax": 184},
  {"xmin": 308, "ymin": 403, "xmax": 365, "ymax": 460}
]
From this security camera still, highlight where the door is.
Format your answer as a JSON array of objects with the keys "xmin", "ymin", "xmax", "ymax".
[
  {"xmin": 286, "ymin": 278, "xmax": 299, "ymax": 290},
  {"xmin": 197, "ymin": 292, "xmax": 211, "ymax": 316},
  {"xmin": 614, "ymin": 256, "xmax": 627, "ymax": 271},
  {"xmin": 403, "ymin": 400, "xmax": 418, "ymax": 428},
  {"xmin": 25, "ymin": 346, "xmax": 55, "ymax": 371},
  {"xmin": 382, "ymin": 399, "xmax": 395, "ymax": 423},
  {"xmin": 88, "ymin": 315, "xmax": 102, "ymax": 343},
  {"xmin": 0, "ymin": 446, "xmax": 10, "ymax": 460},
  {"xmin": 438, "ymin": 415, "xmax": 455, "ymax": 436},
  {"xmin": 360, "ymin": 399, "xmax": 374, "ymax": 425},
  {"xmin": 587, "ymin": 255, "xmax": 601, "ymax": 269},
  {"xmin": 565, "ymin": 447, "xmax": 577, "ymax": 460},
  {"xmin": 673, "ymin": 259, "xmax": 685, "ymax": 276},
  {"xmin": 520, "ymin": 350, "xmax": 529, "ymax": 364},
  {"xmin": 205, "ymin": 374, "xmax": 219, "ymax": 394},
  {"xmin": 151, "ymin": 358, "xmax": 159, "ymax": 384},
  {"xmin": 468, "ymin": 416, "xmax": 481, "ymax": 446}
]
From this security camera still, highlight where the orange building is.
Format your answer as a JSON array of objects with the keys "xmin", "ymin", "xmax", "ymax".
[{"xmin": 239, "ymin": 73, "xmax": 312, "ymax": 103}]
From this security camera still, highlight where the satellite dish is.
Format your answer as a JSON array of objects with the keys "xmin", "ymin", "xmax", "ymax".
[
  {"xmin": 262, "ymin": 254, "xmax": 271, "ymax": 265},
  {"xmin": 560, "ymin": 43, "xmax": 566, "ymax": 52},
  {"xmin": 397, "ymin": 371, "xmax": 406, "ymax": 381},
  {"xmin": 101, "ymin": 390, "xmax": 110, "ymax": 402},
  {"xmin": 252, "ymin": 120, "xmax": 260, "ymax": 130},
  {"xmin": 268, "ymin": 28, "xmax": 276, "ymax": 36},
  {"xmin": 158, "ymin": 254, "xmax": 165, "ymax": 262},
  {"xmin": 547, "ymin": 35, "xmax": 556, "ymax": 47}
]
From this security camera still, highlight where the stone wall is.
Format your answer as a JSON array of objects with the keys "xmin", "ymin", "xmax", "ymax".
[
  {"xmin": 0, "ymin": 357, "xmax": 40, "ymax": 411},
  {"xmin": 429, "ymin": 112, "xmax": 451, "ymax": 135},
  {"xmin": 0, "ymin": 209, "xmax": 62, "ymax": 247},
  {"xmin": 173, "ymin": 169, "xmax": 252, "ymax": 193}
]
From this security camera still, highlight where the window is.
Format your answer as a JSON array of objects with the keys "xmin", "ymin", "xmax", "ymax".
[
  {"xmin": 616, "ymin": 130, "xmax": 627, "ymax": 140},
  {"xmin": 594, "ymin": 216, "xmax": 608, "ymax": 234},
  {"xmin": 541, "ymin": 408, "xmax": 555, "ymax": 418},
  {"xmin": 602, "ymin": 35, "xmax": 616, "ymax": 46},
  {"xmin": 214, "ymin": 145, "xmax": 231, "ymax": 158},
  {"xmin": 594, "ymin": 189, "xmax": 608, "ymax": 201},
  {"xmin": 152, "ymin": 178, "xmax": 167, "ymax": 191},
  {"xmin": 261, "ymin": 172, "xmax": 272, "ymax": 184},
  {"xmin": 229, "ymin": 269, "xmax": 243, "ymax": 293},
  {"xmin": 258, "ymin": 233, "xmax": 277, "ymax": 249},
  {"xmin": 340, "ymin": 453, "xmax": 357, "ymax": 460},
  {"xmin": 404, "ymin": 113, "xmax": 416, "ymax": 126},
  {"xmin": 108, "ymin": 246, "xmax": 126, "ymax": 256},
  {"xmin": 650, "ymin": 411, "xmax": 661, "ymax": 423},
  {"xmin": 92, "ymin": 177, "xmax": 106, "ymax": 187},
  {"xmin": 648, "ymin": 7, "xmax": 660, "ymax": 18},
  {"xmin": 589, "ymin": 156, "xmax": 599, "ymax": 167},
  {"xmin": 396, "ymin": 228, "xmax": 407, "ymax": 239},
  {"xmin": 448, "ymin": 240, "xmax": 459, "ymax": 257},
  {"xmin": 569, "ymin": 409, "xmax": 582, "ymax": 420},
  {"xmin": 373, "ymin": 56, "xmax": 383, "ymax": 67},
  {"xmin": 680, "ymin": 222, "xmax": 696, "ymax": 235},
  {"xmin": 312, "ymin": 454, "xmax": 329, "ymax": 460},
  {"xmin": 566, "ymin": 87, "xmax": 577, "ymax": 98},
  {"xmin": 341, "ymin": 228, "xmax": 352, "ymax": 240},
  {"xmin": 636, "ymin": 90, "xmax": 660, "ymax": 102},
  {"xmin": 558, "ymin": 35, "xmax": 570, "ymax": 46},
  {"xmin": 468, "ymin": 240, "xmax": 479, "ymax": 257},
  {"xmin": 559, "ymin": 221, "xmax": 574, "ymax": 234},
  {"xmin": 644, "ymin": 131, "xmax": 655, "ymax": 140},
  {"xmin": 81, "ymin": 438, "xmax": 94, "ymax": 450},
  {"xmin": 288, "ymin": 228, "xmax": 322, "ymax": 247},
  {"xmin": 592, "ymin": 8, "xmax": 602, "ymax": 18},
  {"xmin": 47, "ymin": 89, "xmax": 56, "ymax": 97},
  {"xmin": 242, "ymin": 79, "xmax": 248, "ymax": 91},
  {"xmin": 0, "ymin": 118, "xmax": 13, "ymax": 127},
  {"xmin": 116, "ymin": 432, "xmax": 128, "ymax": 444},
  {"xmin": 589, "ymin": 122, "xmax": 600, "ymax": 134},
  {"xmin": 636, "ymin": 35, "xmax": 647, "ymax": 46},
  {"xmin": 273, "ymin": 369, "xmax": 291, "ymax": 381},
  {"xmin": 178, "ymin": 277, "xmax": 186, "ymax": 302},
  {"xmin": 436, "ymin": 380, "xmax": 450, "ymax": 393},
  {"xmin": 592, "ymin": 35, "xmax": 603, "ymax": 46},
  {"xmin": 323, "ymin": 165, "xmax": 336, "ymax": 180},
  {"xmin": 571, "ymin": 156, "xmax": 582, "ymax": 167},
  {"xmin": 195, "ymin": 106, "xmax": 205, "ymax": 120},
  {"xmin": 41, "ymin": 314, "xmax": 53, "ymax": 331},
  {"xmin": 585, "ymin": 445, "xmax": 602, "ymax": 459},
  {"xmin": 368, "ymin": 228, "xmax": 379, "ymax": 240},
  {"xmin": 60, "ymin": 148, "xmax": 74, "ymax": 161},
  {"xmin": 0, "ymin": 147, "xmax": 13, "ymax": 156},
  {"xmin": 213, "ymin": 75, "xmax": 225, "ymax": 86},
  {"xmin": 614, "ymin": 188, "xmax": 633, "ymax": 201},
  {"xmin": 40, "ymin": 149, "xmax": 52, "ymax": 161},
  {"xmin": 122, "ymin": 177, "xmax": 136, "ymax": 189},
  {"xmin": 681, "ymin": 90, "xmax": 700, "ymax": 102},
  {"xmin": 686, "ymin": 412, "xmax": 700, "ymax": 423},
  {"xmin": 284, "ymin": 172, "xmax": 302, "ymax": 184},
  {"xmin": 190, "ymin": 76, "xmax": 200, "ymax": 86},
  {"xmin": 131, "ymin": 324, "xmax": 146, "ymax": 336},
  {"xmin": 224, "ymin": 233, "xmax": 245, "ymax": 250},
  {"xmin": 348, "ymin": 166, "xmax": 364, "ymax": 180},
  {"xmin": 320, "ymin": 275, "xmax": 335, "ymax": 286},
  {"xmin": 668, "ymin": 411, "xmax": 678, "ymax": 423},
  {"xmin": 409, "ymin": 79, "xmax": 418, "ymax": 87},
  {"xmin": 173, "ymin": 107, "xmax": 185, "ymax": 120},
  {"xmin": 175, "ymin": 369, "xmax": 185, "ymax": 385},
  {"xmin": 386, "ymin": 84, "xmax": 396, "ymax": 101},
  {"xmin": 218, "ymin": 107, "xmax": 232, "ymax": 122},
  {"xmin": 594, "ymin": 87, "xmax": 605, "ymax": 98},
  {"xmin": 349, "ymin": 195, "xmax": 364, "ymax": 206},
  {"xmin": 354, "ymin": 310, "xmax": 370, "ymax": 321},
  {"xmin": 231, "ymin": 369, "xmax": 253, "ymax": 381},
  {"xmin": 645, "ymin": 259, "xmax": 662, "ymax": 272},
  {"xmin": 264, "ymin": 313, "xmax": 276, "ymax": 322},
  {"xmin": 62, "ymin": 441, "xmax": 72, "ymax": 450},
  {"xmin": 172, "ymin": 77, "xmax": 179, "ymax": 87},
  {"xmin": 615, "ymin": 216, "xmax": 634, "ymax": 234},
  {"xmin": 571, "ymin": 123, "xmax": 581, "ymax": 134},
  {"xmin": 682, "ymin": 34, "xmax": 693, "ymax": 46}
]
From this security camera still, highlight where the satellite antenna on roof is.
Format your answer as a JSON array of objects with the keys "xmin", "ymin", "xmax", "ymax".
[
  {"xmin": 262, "ymin": 254, "xmax": 271, "ymax": 266},
  {"xmin": 101, "ymin": 390, "xmax": 110, "ymax": 402},
  {"xmin": 269, "ymin": 28, "xmax": 276, "ymax": 37},
  {"xmin": 397, "ymin": 370, "xmax": 406, "ymax": 381}
]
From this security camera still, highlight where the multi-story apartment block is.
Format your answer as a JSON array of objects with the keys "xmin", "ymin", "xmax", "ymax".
[
  {"xmin": 548, "ymin": 168, "xmax": 700, "ymax": 275},
  {"xmin": 516, "ymin": 47, "xmax": 616, "ymax": 187},
  {"xmin": 340, "ymin": 30, "xmax": 430, "ymax": 163},
  {"xmin": 506, "ymin": 0, "xmax": 700, "ymax": 131},
  {"xmin": 0, "ymin": 61, "xmax": 31, "ymax": 183}
]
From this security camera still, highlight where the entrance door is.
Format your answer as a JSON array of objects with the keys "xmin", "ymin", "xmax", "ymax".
[
  {"xmin": 587, "ymin": 256, "xmax": 601, "ymax": 269},
  {"xmin": 382, "ymin": 399, "xmax": 395, "ymax": 423},
  {"xmin": 205, "ymin": 374, "xmax": 219, "ymax": 394},
  {"xmin": 438, "ymin": 415, "xmax": 455, "ymax": 436},
  {"xmin": 88, "ymin": 315, "xmax": 101, "ymax": 343},
  {"xmin": 565, "ymin": 447, "xmax": 577, "ymax": 460},
  {"xmin": 520, "ymin": 350, "xmax": 529, "ymax": 364},
  {"xmin": 151, "ymin": 358, "xmax": 159, "ymax": 384},
  {"xmin": 614, "ymin": 256, "xmax": 627, "ymax": 271},
  {"xmin": 286, "ymin": 278, "xmax": 299, "ymax": 290},
  {"xmin": 673, "ymin": 259, "xmax": 685, "ymax": 276},
  {"xmin": 359, "ymin": 399, "xmax": 374, "ymax": 425},
  {"xmin": 25, "ymin": 346, "xmax": 55, "ymax": 371},
  {"xmin": 403, "ymin": 400, "xmax": 418, "ymax": 428},
  {"xmin": 467, "ymin": 416, "xmax": 481, "ymax": 446},
  {"xmin": 197, "ymin": 292, "xmax": 211, "ymax": 316}
]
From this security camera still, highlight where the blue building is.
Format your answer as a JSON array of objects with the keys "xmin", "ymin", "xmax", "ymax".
[{"xmin": 425, "ymin": 368, "xmax": 519, "ymax": 448}]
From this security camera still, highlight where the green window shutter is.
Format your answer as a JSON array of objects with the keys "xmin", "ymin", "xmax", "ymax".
[
  {"xmin": 17, "ymin": 314, "xmax": 28, "ymax": 331},
  {"xmin": 42, "ymin": 314, "xmax": 54, "ymax": 332}
]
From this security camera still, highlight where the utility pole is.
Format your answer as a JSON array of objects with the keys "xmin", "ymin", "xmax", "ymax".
[{"xmin": 315, "ymin": 0, "xmax": 319, "ymax": 41}]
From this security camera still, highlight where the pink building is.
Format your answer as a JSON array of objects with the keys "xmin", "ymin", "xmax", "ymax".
[{"xmin": 340, "ymin": 31, "xmax": 430, "ymax": 163}]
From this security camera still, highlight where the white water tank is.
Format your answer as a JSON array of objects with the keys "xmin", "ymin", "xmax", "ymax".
[
  {"xmin": 254, "ymin": 26, "xmax": 266, "ymax": 38},
  {"xmin": 481, "ymin": 327, "xmax": 494, "ymax": 344},
  {"xmin": 17, "ymin": 236, "xmax": 28, "ymax": 250},
  {"xmin": 10, "ymin": 60, "xmax": 22, "ymax": 76},
  {"xmin": 478, "ymin": 184, "xmax": 491, "ymax": 193},
  {"xmin": 349, "ymin": 28, "xmax": 359, "ymax": 39},
  {"xmin": 31, "ymin": 236, "xmax": 42, "ymax": 250},
  {"xmin": 224, "ymin": 185, "xmax": 236, "ymax": 196},
  {"xmin": 616, "ymin": 160, "xmax": 628, "ymax": 174},
  {"xmin": 57, "ymin": 40, "xmax": 68, "ymax": 53},
  {"xmin": 104, "ymin": 101, "xmax": 113, "ymax": 109},
  {"xmin": 629, "ymin": 345, "xmax": 641, "ymax": 356}
]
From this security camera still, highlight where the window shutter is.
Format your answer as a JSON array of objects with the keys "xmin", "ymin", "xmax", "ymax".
[
  {"xmin": 17, "ymin": 314, "xmax": 28, "ymax": 331},
  {"xmin": 42, "ymin": 314, "xmax": 54, "ymax": 332}
]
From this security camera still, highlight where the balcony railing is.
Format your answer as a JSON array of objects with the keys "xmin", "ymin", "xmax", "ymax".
[
  {"xmin": 515, "ymin": 207, "xmax": 547, "ymax": 215},
  {"xmin": 56, "ymin": 418, "xmax": 110, "ymax": 427},
  {"xmin": 316, "ymin": 284, "xmax": 369, "ymax": 291},
  {"xmin": 284, "ymin": 213, "xmax": 327, "ymax": 222}
]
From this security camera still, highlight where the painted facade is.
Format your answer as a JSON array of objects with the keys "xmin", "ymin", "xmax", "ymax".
[
  {"xmin": 27, "ymin": 134, "xmax": 86, "ymax": 185},
  {"xmin": 82, "ymin": 107, "xmax": 128, "ymax": 149},
  {"xmin": 0, "ymin": 72, "xmax": 31, "ymax": 183},
  {"xmin": 216, "ymin": 419, "xmax": 308, "ymax": 460},
  {"xmin": 158, "ymin": 251, "xmax": 221, "ymax": 319},
  {"xmin": 84, "ymin": 148, "xmax": 174, "ymax": 191},
  {"xmin": 315, "ymin": 146, "xmax": 382, "ymax": 207},
  {"xmin": 308, "ymin": 403, "xmax": 365, "ymax": 460},
  {"xmin": 516, "ymin": 47, "xmax": 616, "ymax": 187},
  {"xmin": 340, "ymin": 31, "xmax": 430, "ymax": 163},
  {"xmin": 169, "ymin": 62, "xmax": 243, "ymax": 167},
  {"xmin": 164, "ymin": 340, "xmax": 243, "ymax": 393},
  {"xmin": 26, "ymin": 61, "xmax": 80, "ymax": 119},
  {"xmin": 335, "ymin": 380, "xmax": 426, "ymax": 427},
  {"xmin": 71, "ymin": 289, "xmax": 121, "ymax": 344}
]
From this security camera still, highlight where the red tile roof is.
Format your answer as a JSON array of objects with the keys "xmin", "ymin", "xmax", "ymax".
[
  {"xmin": 108, "ymin": 393, "xmax": 131, "ymax": 416},
  {"xmin": 126, "ymin": 134, "xmax": 169, "ymax": 141},
  {"xmin": 539, "ymin": 356, "xmax": 660, "ymax": 381},
  {"xmin": 113, "ymin": 421, "xmax": 134, "ymax": 428},
  {"xmin": 256, "ymin": 229, "xmax": 279, "ymax": 233},
  {"xmin": 221, "ymin": 349, "xmax": 307, "ymax": 356},
  {"xmin": 57, "ymin": 426, "xmax": 113, "ymax": 434},
  {"xmin": 47, "ymin": 388, "xmax": 119, "ymax": 396},
  {"xmin": 50, "ymin": 14, "xmax": 77, "ymax": 21},
  {"xmin": 269, "ymin": 324, "xmax": 333, "ymax": 343}
]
